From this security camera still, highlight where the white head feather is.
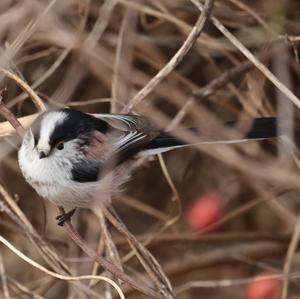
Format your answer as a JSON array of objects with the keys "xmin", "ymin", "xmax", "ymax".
[{"xmin": 37, "ymin": 111, "xmax": 67, "ymax": 153}]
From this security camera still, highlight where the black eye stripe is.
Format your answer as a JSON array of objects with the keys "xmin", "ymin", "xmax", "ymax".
[{"xmin": 71, "ymin": 160, "xmax": 102, "ymax": 182}]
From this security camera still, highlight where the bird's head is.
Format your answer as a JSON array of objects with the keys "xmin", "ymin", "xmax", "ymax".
[{"xmin": 20, "ymin": 108, "xmax": 108, "ymax": 162}]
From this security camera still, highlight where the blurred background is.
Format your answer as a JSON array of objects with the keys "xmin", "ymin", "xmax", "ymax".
[{"xmin": 1, "ymin": 0, "xmax": 300, "ymax": 298}]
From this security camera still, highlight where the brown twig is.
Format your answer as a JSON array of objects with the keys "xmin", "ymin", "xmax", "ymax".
[
  {"xmin": 7, "ymin": 276, "xmax": 44, "ymax": 299},
  {"xmin": 94, "ymin": 207, "xmax": 123, "ymax": 282},
  {"xmin": 102, "ymin": 205, "xmax": 175, "ymax": 298},
  {"xmin": 0, "ymin": 68, "xmax": 46, "ymax": 112},
  {"xmin": 169, "ymin": 43, "xmax": 281, "ymax": 129},
  {"xmin": 0, "ymin": 94, "xmax": 25, "ymax": 137},
  {"xmin": 111, "ymin": 7, "xmax": 136, "ymax": 113},
  {"xmin": 60, "ymin": 206, "xmax": 165, "ymax": 299},
  {"xmin": 115, "ymin": 232, "xmax": 292, "ymax": 249},
  {"xmin": 166, "ymin": 242, "xmax": 290, "ymax": 278},
  {"xmin": 0, "ymin": 113, "xmax": 38, "ymax": 138},
  {"xmin": 191, "ymin": 0, "xmax": 300, "ymax": 110},
  {"xmin": 0, "ymin": 187, "xmax": 72, "ymax": 275},
  {"xmin": 0, "ymin": 252, "xmax": 10, "ymax": 299},
  {"xmin": 122, "ymin": 0, "xmax": 215, "ymax": 113}
]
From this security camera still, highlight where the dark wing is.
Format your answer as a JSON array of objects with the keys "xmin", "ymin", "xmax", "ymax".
[
  {"xmin": 66, "ymin": 110, "xmax": 160, "ymax": 183},
  {"xmin": 89, "ymin": 113, "xmax": 160, "ymax": 166},
  {"xmin": 92, "ymin": 113, "xmax": 157, "ymax": 132},
  {"xmin": 71, "ymin": 160, "xmax": 102, "ymax": 183}
]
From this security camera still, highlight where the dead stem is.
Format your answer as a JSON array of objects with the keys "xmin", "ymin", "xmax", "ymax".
[
  {"xmin": 0, "ymin": 95, "xmax": 25, "ymax": 136},
  {"xmin": 60, "ymin": 206, "xmax": 165, "ymax": 299},
  {"xmin": 122, "ymin": 0, "xmax": 215, "ymax": 113}
]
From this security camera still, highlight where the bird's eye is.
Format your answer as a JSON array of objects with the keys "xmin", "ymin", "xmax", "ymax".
[{"xmin": 56, "ymin": 142, "xmax": 64, "ymax": 150}]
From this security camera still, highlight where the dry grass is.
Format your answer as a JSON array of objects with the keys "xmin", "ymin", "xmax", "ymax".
[{"xmin": 1, "ymin": 0, "xmax": 300, "ymax": 298}]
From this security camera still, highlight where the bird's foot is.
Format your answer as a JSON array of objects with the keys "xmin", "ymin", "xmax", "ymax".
[{"xmin": 56, "ymin": 208, "xmax": 76, "ymax": 226}]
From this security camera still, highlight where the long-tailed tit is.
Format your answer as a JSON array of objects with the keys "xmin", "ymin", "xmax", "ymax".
[{"xmin": 18, "ymin": 108, "xmax": 277, "ymax": 225}]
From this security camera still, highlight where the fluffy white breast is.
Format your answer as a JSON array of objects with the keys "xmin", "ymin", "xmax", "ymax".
[{"xmin": 18, "ymin": 129, "xmax": 73, "ymax": 199}]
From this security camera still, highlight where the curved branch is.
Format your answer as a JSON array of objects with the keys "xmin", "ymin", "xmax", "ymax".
[{"xmin": 122, "ymin": 0, "xmax": 215, "ymax": 113}]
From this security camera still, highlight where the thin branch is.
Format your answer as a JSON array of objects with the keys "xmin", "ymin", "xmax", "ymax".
[
  {"xmin": 7, "ymin": 276, "xmax": 44, "ymax": 299},
  {"xmin": 0, "ymin": 113, "xmax": 38, "ymax": 138},
  {"xmin": 115, "ymin": 194, "xmax": 170, "ymax": 221},
  {"xmin": 94, "ymin": 207, "xmax": 123, "ymax": 285},
  {"xmin": 115, "ymin": 232, "xmax": 291, "ymax": 249},
  {"xmin": 0, "ymin": 68, "xmax": 46, "ymax": 111},
  {"xmin": 191, "ymin": 0, "xmax": 300, "ymax": 110},
  {"xmin": 122, "ymin": 0, "xmax": 215, "ymax": 113},
  {"xmin": 0, "ymin": 95, "xmax": 25, "ymax": 136},
  {"xmin": 175, "ymin": 272, "xmax": 287, "ymax": 294},
  {"xmin": 111, "ymin": 7, "xmax": 136, "ymax": 112},
  {"xmin": 60, "ymin": 209, "xmax": 165, "ymax": 299},
  {"xmin": 0, "ymin": 253, "xmax": 10, "ymax": 299},
  {"xmin": 169, "ymin": 44, "xmax": 281, "ymax": 129},
  {"xmin": 102, "ymin": 206, "xmax": 174, "ymax": 299},
  {"xmin": 0, "ymin": 236, "xmax": 125, "ymax": 299}
]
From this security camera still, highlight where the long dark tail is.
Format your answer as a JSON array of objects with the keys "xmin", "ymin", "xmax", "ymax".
[
  {"xmin": 243, "ymin": 117, "xmax": 277, "ymax": 139},
  {"xmin": 143, "ymin": 117, "xmax": 277, "ymax": 155}
]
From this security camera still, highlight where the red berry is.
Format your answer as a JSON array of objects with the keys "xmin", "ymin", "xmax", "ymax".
[
  {"xmin": 245, "ymin": 272, "xmax": 281, "ymax": 299},
  {"xmin": 186, "ymin": 193, "xmax": 223, "ymax": 231}
]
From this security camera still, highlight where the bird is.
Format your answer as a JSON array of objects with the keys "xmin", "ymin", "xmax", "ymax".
[{"xmin": 18, "ymin": 108, "xmax": 277, "ymax": 225}]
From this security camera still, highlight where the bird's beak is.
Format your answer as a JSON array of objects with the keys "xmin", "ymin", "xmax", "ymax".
[
  {"xmin": 37, "ymin": 141, "xmax": 50, "ymax": 159},
  {"xmin": 38, "ymin": 150, "xmax": 49, "ymax": 159}
]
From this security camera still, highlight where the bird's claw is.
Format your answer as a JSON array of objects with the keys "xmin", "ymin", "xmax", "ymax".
[{"xmin": 56, "ymin": 209, "xmax": 76, "ymax": 226}]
